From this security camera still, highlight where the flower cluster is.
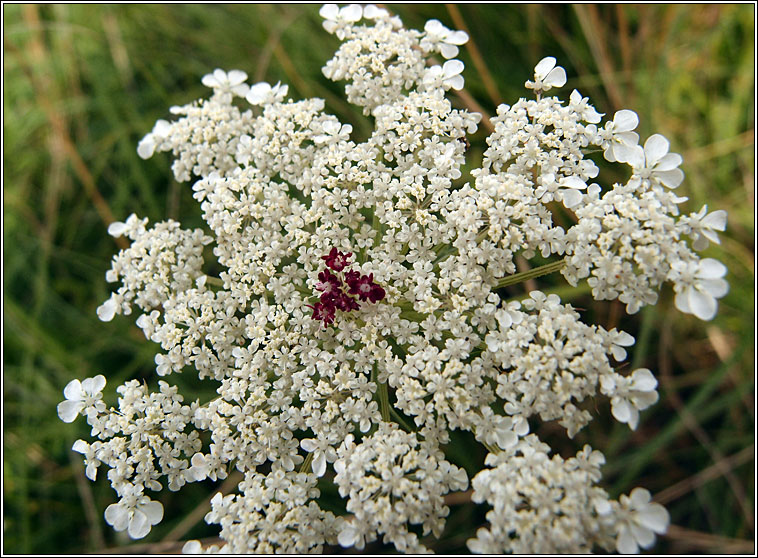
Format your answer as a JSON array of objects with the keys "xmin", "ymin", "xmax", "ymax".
[
  {"xmin": 468, "ymin": 437, "xmax": 669, "ymax": 554},
  {"xmin": 60, "ymin": 4, "xmax": 729, "ymax": 554},
  {"xmin": 308, "ymin": 248, "xmax": 386, "ymax": 326}
]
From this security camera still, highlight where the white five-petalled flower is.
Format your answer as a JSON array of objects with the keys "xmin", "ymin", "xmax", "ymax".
[
  {"xmin": 687, "ymin": 205, "xmax": 728, "ymax": 251},
  {"xmin": 601, "ymin": 368, "xmax": 659, "ymax": 430},
  {"xmin": 319, "ymin": 3, "xmax": 363, "ymax": 37},
  {"xmin": 670, "ymin": 258, "xmax": 729, "ymax": 321},
  {"xmin": 613, "ymin": 487, "xmax": 670, "ymax": 554},
  {"xmin": 104, "ymin": 484, "xmax": 164, "ymax": 539},
  {"xmin": 602, "ymin": 109, "xmax": 640, "ymax": 163},
  {"xmin": 57, "ymin": 374, "xmax": 107, "ymax": 423},
  {"xmin": 201, "ymin": 68, "xmax": 250, "ymax": 98},
  {"xmin": 422, "ymin": 19, "xmax": 469, "ymax": 59},
  {"xmin": 525, "ymin": 56, "xmax": 567, "ymax": 92},
  {"xmin": 424, "ymin": 59, "xmax": 465, "ymax": 91},
  {"xmin": 628, "ymin": 134, "xmax": 685, "ymax": 189},
  {"xmin": 246, "ymin": 81, "xmax": 289, "ymax": 106}
]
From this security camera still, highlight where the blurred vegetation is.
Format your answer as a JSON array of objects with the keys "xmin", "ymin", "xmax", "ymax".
[{"xmin": 3, "ymin": 4, "xmax": 754, "ymax": 554}]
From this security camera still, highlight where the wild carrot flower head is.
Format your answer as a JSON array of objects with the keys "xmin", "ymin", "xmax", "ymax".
[{"xmin": 59, "ymin": 4, "xmax": 726, "ymax": 553}]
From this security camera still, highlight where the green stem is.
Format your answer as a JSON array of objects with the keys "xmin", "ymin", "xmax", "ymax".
[
  {"xmin": 372, "ymin": 363, "xmax": 392, "ymax": 423},
  {"xmin": 379, "ymin": 380, "xmax": 391, "ymax": 422},
  {"xmin": 482, "ymin": 440, "xmax": 500, "ymax": 455},
  {"xmin": 299, "ymin": 451, "xmax": 314, "ymax": 474},
  {"xmin": 495, "ymin": 258, "xmax": 566, "ymax": 290}
]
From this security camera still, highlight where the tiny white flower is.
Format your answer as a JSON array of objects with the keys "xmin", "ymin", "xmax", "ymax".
[
  {"xmin": 602, "ymin": 368, "xmax": 659, "ymax": 430},
  {"xmin": 425, "ymin": 59, "xmax": 466, "ymax": 91},
  {"xmin": 525, "ymin": 56, "xmax": 567, "ymax": 92},
  {"xmin": 338, "ymin": 520, "xmax": 362, "ymax": 549},
  {"xmin": 558, "ymin": 175, "xmax": 588, "ymax": 208},
  {"xmin": 569, "ymin": 89, "xmax": 603, "ymax": 123},
  {"xmin": 319, "ymin": 4, "xmax": 363, "ymax": 36},
  {"xmin": 615, "ymin": 487, "xmax": 670, "ymax": 553},
  {"xmin": 313, "ymin": 120, "xmax": 353, "ymax": 144},
  {"xmin": 72, "ymin": 439, "xmax": 101, "ymax": 480},
  {"xmin": 246, "ymin": 81, "xmax": 289, "ymax": 106},
  {"xmin": 688, "ymin": 205, "xmax": 728, "ymax": 251},
  {"xmin": 57, "ymin": 375, "xmax": 106, "ymax": 423},
  {"xmin": 137, "ymin": 119, "xmax": 171, "ymax": 159},
  {"xmin": 300, "ymin": 437, "xmax": 336, "ymax": 477},
  {"xmin": 363, "ymin": 4, "xmax": 388, "ymax": 20},
  {"xmin": 423, "ymin": 19, "xmax": 469, "ymax": 59},
  {"xmin": 671, "ymin": 258, "xmax": 729, "ymax": 321},
  {"xmin": 104, "ymin": 486, "xmax": 164, "ymax": 539},
  {"xmin": 603, "ymin": 109, "xmax": 640, "ymax": 163},
  {"xmin": 201, "ymin": 68, "xmax": 249, "ymax": 98},
  {"xmin": 628, "ymin": 133, "xmax": 684, "ymax": 188},
  {"xmin": 535, "ymin": 173, "xmax": 587, "ymax": 208},
  {"xmin": 186, "ymin": 453, "xmax": 211, "ymax": 482}
]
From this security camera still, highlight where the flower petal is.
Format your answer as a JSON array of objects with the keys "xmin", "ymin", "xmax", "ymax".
[
  {"xmin": 544, "ymin": 66, "xmax": 567, "ymax": 88},
  {"xmin": 319, "ymin": 4, "xmax": 338, "ymax": 19},
  {"xmin": 643, "ymin": 134, "xmax": 670, "ymax": 165},
  {"xmin": 611, "ymin": 398, "xmax": 632, "ymax": 423},
  {"xmin": 63, "ymin": 379, "xmax": 83, "ymax": 401},
  {"xmin": 626, "ymin": 145, "xmax": 646, "ymax": 169},
  {"xmin": 97, "ymin": 298, "xmax": 117, "ymax": 322},
  {"xmin": 57, "ymin": 399, "xmax": 84, "ymax": 423},
  {"xmin": 616, "ymin": 525, "xmax": 638, "ymax": 554},
  {"xmin": 227, "ymin": 69, "xmax": 247, "ymax": 85},
  {"xmin": 136, "ymin": 135, "xmax": 156, "ymax": 160},
  {"xmin": 631, "ymin": 522, "xmax": 656, "ymax": 549},
  {"xmin": 104, "ymin": 503, "xmax": 129, "ymax": 532},
  {"xmin": 82, "ymin": 374, "xmax": 106, "ymax": 394},
  {"xmin": 656, "ymin": 168, "xmax": 684, "ymax": 189},
  {"xmin": 439, "ymin": 42, "xmax": 459, "ymax": 59},
  {"xmin": 561, "ymin": 188, "xmax": 583, "ymax": 209},
  {"xmin": 613, "ymin": 109, "xmax": 639, "ymax": 132},
  {"xmin": 443, "ymin": 59, "xmax": 464, "ymax": 78},
  {"xmin": 687, "ymin": 286, "xmax": 717, "ymax": 321},
  {"xmin": 447, "ymin": 75, "xmax": 465, "ymax": 91},
  {"xmin": 338, "ymin": 524, "xmax": 359, "ymax": 548},
  {"xmin": 128, "ymin": 509, "xmax": 151, "ymax": 539},
  {"xmin": 674, "ymin": 290, "xmax": 691, "ymax": 314},
  {"xmin": 655, "ymin": 152, "xmax": 683, "ymax": 171},
  {"xmin": 636, "ymin": 503, "xmax": 670, "ymax": 534},
  {"xmin": 300, "ymin": 438, "xmax": 318, "ymax": 452},
  {"xmin": 424, "ymin": 19, "xmax": 444, "ymax": 34},
  {"xmin": 141, "ymin": 500, "xmax": 164, "ymax": 525},
  {"xmin": 341, "ymin": 4, "xmax": 363, "ymax": 22},
  {"xmin": 697, "ymin": 258, "xmax": 727, "ymax": 279},
  {"xmin": 534, "ymin": 56, "xmax": 557, "ymax": 80},
  {"xmin": 702, "ymin": 210, "xmax": 727, "ymax": 230},
  {"xmin": 630, "ymin": 368, "xmax": 657, "ymax": 391},
  {"xmin": 447, "ymin": 30, "xmax": 469, "ymax": 45},
  {"xmin": 700, "ymin": 278, "xmax": 729, "ymax": 298},
  {"xmin": 108, "ymin": 221, "xmax": 129, "ymax": 237},
  {"xmin": 72, "ymin": 439, "xmax": 89, "ymax": 454},
  {"xmin": 561, "ymin": 175, "xmax": 587, "ymax": 189},
  {"xmin": 312, "ymin": 451, "xmax": 327, "ymax": 477}
]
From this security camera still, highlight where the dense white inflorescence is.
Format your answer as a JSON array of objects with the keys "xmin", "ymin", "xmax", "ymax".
[{"xmin": 60, "ymin": 4, "xmax": 729, "ymax": 554}]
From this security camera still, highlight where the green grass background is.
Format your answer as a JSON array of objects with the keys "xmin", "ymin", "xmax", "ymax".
[{"xmin": 3, "ymin": 4, "xmax": 754, "ymax": 554}]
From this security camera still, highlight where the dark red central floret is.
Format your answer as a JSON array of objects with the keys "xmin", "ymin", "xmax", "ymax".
[
  {"xmin": 307, "ymin": 248, "xmax": 386, "ymax": 327},
  {"xmin": 321, "ymin": 247, "xmax": 352, "ymax": 272}
]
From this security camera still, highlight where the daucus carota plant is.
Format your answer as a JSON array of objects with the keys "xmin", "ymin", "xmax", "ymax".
[{"xmin": 59, "ymin": 4, "xmax": 729, "ymax": 554}]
